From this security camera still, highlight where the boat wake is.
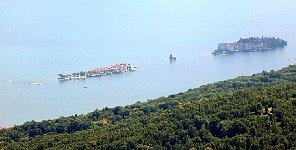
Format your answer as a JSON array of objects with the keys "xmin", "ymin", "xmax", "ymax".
[{"xmin": 8, "ymin": 80, "xmax": 42, "ymax": 86}]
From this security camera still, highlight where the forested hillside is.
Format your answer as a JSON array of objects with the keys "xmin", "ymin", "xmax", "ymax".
[{"xmin": 1, "ymin": 65, "xmax": 296, "ymax": 149}]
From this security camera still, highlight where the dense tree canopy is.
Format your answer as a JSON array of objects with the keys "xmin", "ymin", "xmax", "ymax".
[{"xmin": 1, "ymin": 65, "xmax": 296, "ymax": 149}]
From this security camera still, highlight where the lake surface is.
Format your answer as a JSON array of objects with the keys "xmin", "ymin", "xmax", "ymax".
[{"xmin": 0, "ymin": 0, "xmax": 296, "ymax": 126}]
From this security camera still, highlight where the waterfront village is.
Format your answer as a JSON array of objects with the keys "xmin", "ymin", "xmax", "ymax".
[
  {"xmin": 212, "ymin": 36, "xmax": 287, "ymax": 55},
  {"xmin": 58, "ymin": 63, "xmax": 137, "ymax": 81},
  {"xmin": 57, "ymin": 37, "xmax": 287, "ymax": 80}
]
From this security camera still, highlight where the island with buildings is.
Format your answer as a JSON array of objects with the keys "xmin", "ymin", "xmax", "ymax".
[
  {"xmin": 57, "ymin": 63, "xmax": 137, "ymax": 81},
  {"xmin": 212, "ymin": 36, "xmax": 287, "ymax": 55}
]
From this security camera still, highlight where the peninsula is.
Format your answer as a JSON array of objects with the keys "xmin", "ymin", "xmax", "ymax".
[
  {"xmin": 212, "ymin": 36, "xmax": 287, "ymax": 55},
  {"xmin": 57, "ymin": 63, "xmax": 137, "ymax": 81}
]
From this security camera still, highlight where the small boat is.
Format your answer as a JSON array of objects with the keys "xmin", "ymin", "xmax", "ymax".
[
  {"xmin": 130, "ymin": 65, "xmax": 138, "ymax": 71},
  {"xmin": 84, "ymin": 86, "xmax": 87, "ymax": 88}
]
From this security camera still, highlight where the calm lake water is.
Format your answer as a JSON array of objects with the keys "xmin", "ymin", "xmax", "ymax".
[{"xmin": 0, "ymin": 0, "xmax": 296, "ymax": 126}]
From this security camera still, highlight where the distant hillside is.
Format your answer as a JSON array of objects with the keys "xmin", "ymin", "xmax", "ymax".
[{"xmin": 1, "ymin": 65, "xmax": 296, "ymax": 149}]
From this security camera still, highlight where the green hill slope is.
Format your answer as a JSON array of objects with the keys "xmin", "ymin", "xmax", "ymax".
[{"xmin": 1, "ymin": 65, "xmax": 296, "ymax": 149}]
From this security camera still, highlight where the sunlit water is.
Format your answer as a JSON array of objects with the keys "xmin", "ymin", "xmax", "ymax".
[{"xmin": 0, "ymin": 0, "xmax": 296, "ymax": 126}]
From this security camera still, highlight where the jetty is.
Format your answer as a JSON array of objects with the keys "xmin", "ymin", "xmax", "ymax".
[
  {"xmin": 58, "ymin": 63, "xmax": 137, "ymax": 81},
  {"xmin": 212, "ymin": 36, "xmax": 287, "ymax": 55}
]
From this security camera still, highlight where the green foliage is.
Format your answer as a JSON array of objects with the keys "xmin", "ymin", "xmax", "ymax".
[
  {"xmin": 238, "ymin": 36, "xmax": 287, "ymax": 47},
  {"xmin": 1, "ymin": 65, "xmax": 296, "ymax": 149}
]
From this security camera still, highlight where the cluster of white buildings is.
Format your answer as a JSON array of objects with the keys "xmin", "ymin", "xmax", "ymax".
[
  {"xmin": 58, "ymin": 63, "xmax": 137, "ymax": 81},
  {"xmin": 0, "ymin": 126, "xmax": 13, "ymax": 130},
  {"xmin": 218, "ymin": 42, "xmax": 271, "ymax": 51},
  {"xmin": 91, "ymin": 63, "xmax": 134, "ymax": 74}
]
